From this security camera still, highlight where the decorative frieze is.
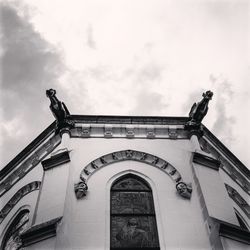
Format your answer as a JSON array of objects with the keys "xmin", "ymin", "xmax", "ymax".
[
  {"xmin": 77, "ymin": 149, "xmax": 189, "ymax": 199},
  {"xmin": 0, "ymin": 136, "xmax": 61, "ymax": 197},
  {"xmin": 21, "ymin": 217, "xmax": 62, "ymax": 247},
  {"xmin": 0, "ymin": 181, "xmax": 41, "ymax": 224},
  {"xmin": 70, "ymin": 124, "xmax": 188, "ymax": 139}
]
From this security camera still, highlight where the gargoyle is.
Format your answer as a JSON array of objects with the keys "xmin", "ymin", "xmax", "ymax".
[
  {"xmin": 185, "ymin": 90, "xmax": 213, "ymax": 130},
  {"xmin": 46, "ymin": 89, "xmax": 74, "ymax": 134}
]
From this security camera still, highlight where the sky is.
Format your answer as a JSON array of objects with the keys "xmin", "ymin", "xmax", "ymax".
[{"xmin": 0, "ymin": 0, "xmax": 249, "ymax": 169}]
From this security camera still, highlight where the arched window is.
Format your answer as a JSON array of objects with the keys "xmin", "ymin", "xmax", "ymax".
[
  {"xmin": 1, "ymin": 210, "xmax": 29, "ymax": 250},
  {"xmin": 234, "ymin": 209, "xmax": 249, "ymax": 231},
  {"xmin": 110, "ymin": 174, "xmax": 160, "ymax": 250}
]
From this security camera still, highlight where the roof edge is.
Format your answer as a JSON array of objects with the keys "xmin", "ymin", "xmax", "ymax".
[
  {"xmin": 0, "ymin": 115, "xmax": 249, "ymax": 181},
  {"xmin": 0, "ymin": 122, "xmax": 56, "ymax": 179}
]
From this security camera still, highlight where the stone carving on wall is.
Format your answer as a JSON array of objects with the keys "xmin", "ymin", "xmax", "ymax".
[
  {"xmin": 46, "ymin": 89, "xmax": 75, "ymax": 134},
  {"xmin": 79, "ymin": 149, "xmax": 182, "ymax": 184},
  {"xmin": 0, "ymin": 182, "xmax": 41, "ymax": 224},
  {"xmin": 176, "ymin": 182, "xmax": 192, "ymax": 199},
  {"xmin": 76, "ymin": 150, "xmax": 191, "ymax": 199},
  {"xmin": 185, "ymin": 90, "xmax": 213, "ymax": 131},
  {"xmin": 74, "ymin": 179, "xmax": 88, "ymax": 199},
  {"xmin": 0, "ymin": 136, "xmax": 61, "ymax": 197}
]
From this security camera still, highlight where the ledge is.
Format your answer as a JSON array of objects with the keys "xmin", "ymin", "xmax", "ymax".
[
  {"xmin": 219, "ymin": 221, "xmax": 250, "ymax": 245},
  {"xmin": 42, "ymin": 150, "xmax": 70, "ymax": 171},
  {"xmin": 193, "ymin": 152, "xmax": 221, "ymax": 170},
  {"xmin": 21, "ymin": 217, "xmax": 62, "ymax": 247}
]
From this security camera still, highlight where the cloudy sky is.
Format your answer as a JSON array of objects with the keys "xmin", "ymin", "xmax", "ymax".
[{"xmin": 0, "ymin": 0, "xmax": 249, "ymax": 169}]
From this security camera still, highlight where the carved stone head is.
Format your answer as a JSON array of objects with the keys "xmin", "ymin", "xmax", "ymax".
[
  {"xmin": 176, "ymin": 182, "xmax": 192, "ymax": 199},
  {"xmin": 74, "ymin": 181, "xmax": 88, "ymax": 199},
  {"xmin": 46, "ymin": 89, "xmax": 56, "ymax": 97}
]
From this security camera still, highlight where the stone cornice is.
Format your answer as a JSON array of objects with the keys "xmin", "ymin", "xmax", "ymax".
[
  {"xmin": 0, "ymin": 182, "xmax": 41, "ymax": 224},
  {"xmin": 0, "ymin": 122, "xmax": 56, "ymax": 179},
  {"xmin": 200, "ymin": 137, "xmax": 250, "ymax": 195},
  {"xmin": 70, "ymin": 124, "xmax": 188, "ymax": 139},
  {"xmin": 42, "ymin": 150, "xmax": 70, "ymax": 171},
  {"xmin": 0, "ymin": 115, "xmax": 249, "ymax": 196},
  {"xmin": 193, "ymin": 152, "xmax": 221, "ymax": 170},
  {"xmin": 0, "ymin": 135, "xmax": 61, "ymax": 197},
  {"xmin": 21, "ymin": 217, "xmax": 62, "ymax": 247},
  {"xmin": 219, "ymin": 221, "xmax": 250, "ymax": 245},
  {"xmin": 202, "ymin": 126, "xmax": 250, "ymax": 178}
]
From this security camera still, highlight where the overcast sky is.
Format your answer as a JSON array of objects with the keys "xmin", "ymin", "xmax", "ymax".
[{"xmin": 0, "ymin": 0, "xmax": 249, "ymax": 169}]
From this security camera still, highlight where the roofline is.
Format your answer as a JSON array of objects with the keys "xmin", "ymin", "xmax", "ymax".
[
  {"xmin": 0, "ymin": 115, "xmax": 249, "ymax": 180},
  {"xmin": 0, "ymin": 122, "xmax": 56, "ymax": 179},
  {"xmin": 202, "ymin": 126, "xmax": 250, "ymax": 177}
]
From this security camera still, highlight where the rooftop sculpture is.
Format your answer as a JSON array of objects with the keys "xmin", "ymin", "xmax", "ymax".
[
  {"xmin": 46, "ymin": 89, "xmax": 74, "ymax": 134},
  {"xmin": 185, "ymin": 90, "xmax": 213, "ymax": 132}
]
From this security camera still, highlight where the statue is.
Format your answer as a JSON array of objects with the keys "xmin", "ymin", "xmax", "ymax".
[
  {"xmin": 176, "ymin": 182, "xmax": 192, "ymax": 199},
  {"xmin": 74, "ymin": 179, "xmax": 88, "ymax": 199},
  {"xmin": 185, "ymin": 90, "xmax": 213, "ymax": 130},
  {"xmin": 46, "ymin": 89, "xmax": 74, "ymax": 134}
]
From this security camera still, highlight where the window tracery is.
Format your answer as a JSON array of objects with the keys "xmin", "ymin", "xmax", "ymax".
[
  {"xmin": 2, "ymin": 210, "xmax": 29, "ymax": 250},
  {"xmin": 110, "ymin": 174, "xmax": 160, "ymax": 250}
]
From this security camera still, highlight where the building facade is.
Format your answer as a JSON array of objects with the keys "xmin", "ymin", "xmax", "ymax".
[{"xmin": 0, "ymin": 91, "xmax": 249, "ymax": 249}]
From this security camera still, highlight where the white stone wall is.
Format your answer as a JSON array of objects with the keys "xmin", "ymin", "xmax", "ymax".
[{"xmin": 53, "ymin": 137, "xmax": 211, "ymax": 250}]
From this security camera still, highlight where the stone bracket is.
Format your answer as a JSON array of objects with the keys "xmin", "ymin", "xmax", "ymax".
[
  {"xmin": 21, "ymin": 217, "xmax": 62, "ymax": 247},
  {"xmin": 219, "ymin": 221, "xmax": 250, "ymax": 245},
  {"xmin": 193, "ymin": 152, "xmax": 221, "ymax": 171},
  {"xmin": 42, "ymin": 150, "xmax": 70, "ymax": 171}
]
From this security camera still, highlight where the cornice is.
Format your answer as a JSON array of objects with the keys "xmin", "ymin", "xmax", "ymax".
[
  {"xmin": 42, "ymin": 150, "xmax": 70, "ymax": 171},
  {"xmin": 0, "ymin": 115, "xmax": 249, "ymax": 196},
  {"xmin": 219, "ymin": 221, "xmax": 250, "ymax": 245},
  {"xmin": 193, "ymin": 152, "xmax": 221, "ymax": 171},
  {"xmin": 0, "ymin": 122, "xmax": 56, "ymax": 179},
  {"xmin": 202, "ymin": 126, "xmax": 250, "ymax": 178},
  {"xmin": 21, "ymin": 217, "xmax": 62, "ymax": 247}
]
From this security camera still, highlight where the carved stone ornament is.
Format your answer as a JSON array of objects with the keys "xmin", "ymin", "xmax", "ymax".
[
  {"xmin": 176, "ymin": 182, "xmax": 192, "ymax": 199},
  {"xmin": 185, "ymin": 90, "xmax": 213, "ymax": 131},
  {"xmin": 79, "ymin": 150, "xmax": 183, "ymax": 184},
  {"xmin": 46, "ymin": 89, "xmax": 75, "ymax": 134},
  {"xmin": 0, "ymin": 182, "xmax": 41, "ymax": 224},
  {"xmin": 74, "ymin": 180, "xmax": 88, "ymax": 199}
]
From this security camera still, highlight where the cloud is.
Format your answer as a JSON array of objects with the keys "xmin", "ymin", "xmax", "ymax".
[
  {"xmin": 130, "ymin": 91, "xmax": 168, "ymax": 115},
  {"xmin": 0, "ymin": 2, "xmax": 65, "ymax": 166},
  {"xmin": 86, "ymin": 24, "xmax": 96, "ymax": 49},
  {"xmin": 211, "ymin": 75, "xmax": 236, "ymax": 145}
]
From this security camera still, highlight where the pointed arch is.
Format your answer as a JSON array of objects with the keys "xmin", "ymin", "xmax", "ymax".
[
  {"xmin": 80, "ymin": 149, "xmax": 182, "ymax": 184},
  {"xmin": 110, "ymin": 173, "xmax": 160, "ymax": 249},
  {"xmin": 1, "ymin": 209, "xmax": 30, "ymax": 250}
]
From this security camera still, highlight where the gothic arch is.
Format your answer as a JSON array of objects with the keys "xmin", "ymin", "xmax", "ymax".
[
  {"xmin": 79, "ymin": 149, "xmax": 182, "ymax": 183},
  {"xmin": 1, "ymin": 208, "xmax": 30, "ymax": 250},
  {"xmin": 110, "ymin": 173, "xmax": 160, "ymax": 249},
  {"xmin": 225, "ymin": 184, "xmax": 250, "ymax": 219}
]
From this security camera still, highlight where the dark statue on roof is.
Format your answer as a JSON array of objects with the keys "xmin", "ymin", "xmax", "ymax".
[
  {"xmin": 46, "ymin": 89, "xmax": 74, "ymax": 134},
  {"xmin": 185, "ymin": 90, "xmax": 213, "ymax": 131}
]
